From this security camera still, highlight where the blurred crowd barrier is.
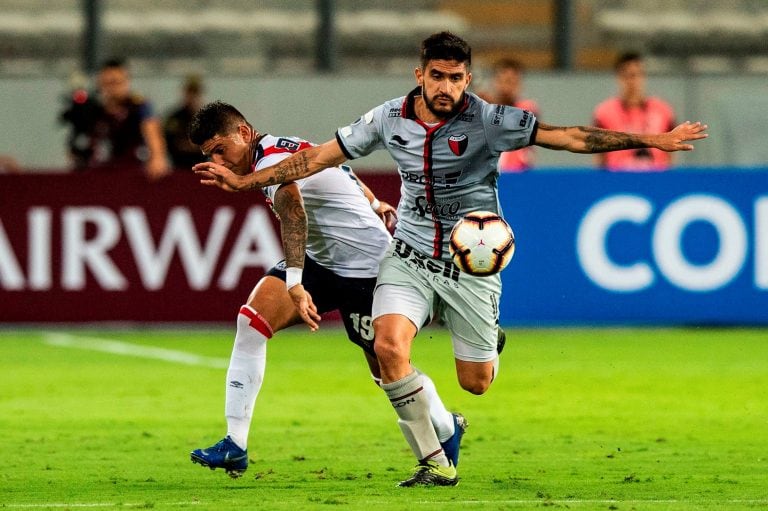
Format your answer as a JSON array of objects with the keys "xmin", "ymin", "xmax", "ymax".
[
  {"xmin": 0, "ymin": 168, "xmax": 399, "ymax": 323},
  {"xmin": 2, "ymin": 167, "xmax": 765, "ymax": 325}
]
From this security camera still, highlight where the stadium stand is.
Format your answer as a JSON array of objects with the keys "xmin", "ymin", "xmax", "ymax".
[
  {"xmin": 0, "ymin": 0, "xmax": 767, "ymax": 76},
  {"xmin": 0, "ymin": 0, "xmax": 466, "ymax": 76},
  {"xmin": 593, "ymin": 0, "xmax": 768, "ymax": 72}
]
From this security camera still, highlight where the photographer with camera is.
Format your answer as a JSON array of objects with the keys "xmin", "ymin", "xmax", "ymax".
[{"xmin": 59, "ymin": 59, "xmax": 170, "ymax": 180}]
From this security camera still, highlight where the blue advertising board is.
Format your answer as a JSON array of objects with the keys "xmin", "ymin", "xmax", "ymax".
[{"xmin": 498, "ymin": 170, "xmax": 767, "ymax": 325}]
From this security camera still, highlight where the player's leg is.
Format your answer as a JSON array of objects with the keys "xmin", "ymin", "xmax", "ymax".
[
  {"xmin": 191, "ymin": 273, "xmax": 303, "ymax": 477},
  {"xmin": 337, "ymin": 279, "xmax": 457, "ymax": 448},
  {"xmin": 373, "ymin": 312, "xmax": 442, "ymax": 458},
  {"xmin": 438, "ymin": 272, "xmax": 503, "ymax": 395},
  {"xmin": 224, "ymin": 276, "xmax": 300, "ymax": 448},
  {"xmin": 373, "ymin": 310, "xmax": 457, "ymax": 487},
  {"xmin": 371, "ymin": 252, "xmax": 457, "ymax": 485}
]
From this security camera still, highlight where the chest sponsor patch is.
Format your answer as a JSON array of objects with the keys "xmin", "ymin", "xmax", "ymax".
[
  {"xmin": 448, "ymin": 134, "xmax": 468, "ymax": 156},
  {"xmin": 275, "ymin": 138, "xmax": 301, "ymax": 152}
]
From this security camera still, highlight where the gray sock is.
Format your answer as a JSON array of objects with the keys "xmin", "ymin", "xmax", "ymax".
[{"xmin": 382, "ymin": 371, "xmax": 449, "ymax": 466}]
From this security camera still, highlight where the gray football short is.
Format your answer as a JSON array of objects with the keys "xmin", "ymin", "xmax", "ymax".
[{"xmin": 372, "ymin": 239, "xmax": 501, "ymax": 362}]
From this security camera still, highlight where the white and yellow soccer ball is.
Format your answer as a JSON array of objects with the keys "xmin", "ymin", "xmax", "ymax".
[{"xmin": 449, "ymin": 211, "xmax": 515, "ymax": 276}]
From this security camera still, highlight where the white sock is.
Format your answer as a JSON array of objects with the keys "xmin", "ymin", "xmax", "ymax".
[
  {"xmin": 382, "ymin": 370, "xmax": 450, "ymax": 467},
  {"xmin": 414, "ymin": 368, "xmax": 455, "ymax": 443},
  {"xmin": 225, "ymin": 305, "xmax": 271, "ymax": 450}
]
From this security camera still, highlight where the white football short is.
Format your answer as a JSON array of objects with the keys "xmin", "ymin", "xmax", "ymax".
[{"xmin": 372, "ymin": 239, "xmax": 502, "ymax": 362}]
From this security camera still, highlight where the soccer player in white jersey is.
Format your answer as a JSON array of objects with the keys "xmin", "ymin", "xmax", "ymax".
[
  {"xmin": 187, "ymin": 101, "xmax": 467, "ymax": 479},
  {"xmin": 195, "ymin": 33, "xmax": 708, "ymax": 486}
]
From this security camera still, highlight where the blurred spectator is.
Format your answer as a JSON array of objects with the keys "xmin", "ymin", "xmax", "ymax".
[
  {"xmin": 479, "ymin": 58, "xmax": 539, "ymax": 172},
  {"xmin": 59, "ymin": 71, "xmax": 101, "ymax": 170},
  {"xmin": 592, "ymin": 52, "xmax": 677, "ymax": 172},
  {"xmin": 60, "ymin": 58, "xmax": 170, "ymax": 180},
  {"xmin": 0, "ymin": 154, "xmax": 21, "ymax": 173},
  {"xmin": 164, "ymin": 74, "xmax": 208, "ymax": 170}
]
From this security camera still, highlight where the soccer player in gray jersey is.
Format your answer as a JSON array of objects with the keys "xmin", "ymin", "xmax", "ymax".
[{"xmin": 195, "ymin": 32, "xmax": 708, "ymax": 486}]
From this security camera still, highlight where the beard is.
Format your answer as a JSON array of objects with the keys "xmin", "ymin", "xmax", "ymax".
[{"xmin": 423, "ymin": 90, "xmax": 465, "ymax": 119}]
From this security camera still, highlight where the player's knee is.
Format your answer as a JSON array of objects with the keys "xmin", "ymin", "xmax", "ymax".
[
  {"xmin": 458, "ymin": 374, "xmax": 492, "ymax": 395},
  {"xmin": 373, "ymin": 335, "xmax": 405, "ymax": 364},
  {"xmin": 372, "ymin": 320, "xmax": 400, "ymax": 358}
]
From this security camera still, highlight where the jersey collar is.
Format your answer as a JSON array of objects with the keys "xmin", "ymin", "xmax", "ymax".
[{"xmin": 250, "ymin": 134, "xmax": 268, "ymax": 171}]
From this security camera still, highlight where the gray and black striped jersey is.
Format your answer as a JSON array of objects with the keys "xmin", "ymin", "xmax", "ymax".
[{"xmin": 336, "ymin": 87, "xmax": 537, "ymax": 262}]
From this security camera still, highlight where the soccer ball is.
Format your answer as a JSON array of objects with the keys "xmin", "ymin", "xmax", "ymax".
[{"xmin": 449, "ymin": 211, "xmax": 515, "ymax": 276}]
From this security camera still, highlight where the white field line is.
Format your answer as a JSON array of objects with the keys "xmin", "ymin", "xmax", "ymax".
[{"xmin": 42, "ymin": 332, "xmax": 228, "ymax": 369}]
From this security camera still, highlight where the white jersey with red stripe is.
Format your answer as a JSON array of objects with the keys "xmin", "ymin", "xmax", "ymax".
[
  {"xmin": 254, "ymin": 134, "xmax": 391, "ymax": 278},
  {"xmin": 336, "ymin": 87, "xmax": 537, "ymax": 262}
]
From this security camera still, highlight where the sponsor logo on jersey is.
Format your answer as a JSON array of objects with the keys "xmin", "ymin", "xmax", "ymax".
[
  {"xmin": 519, "ymin": 110, "xmax": 531, "ymax": 128},
  {"xmin": 400, "ymin": 169, "xmax": 462, "ymax": 188},
  {"xmin": 457, "ymin": 112, "xmax": 475, "ymax": 122},
  {"xmin": 388, "ymin": 107, "xmax": 402, "ymax": 118},
  {"xmin": 411, "ymin": 196, "xmax": 462, "ymax": 221},
  {"xmin": 492, "ymin": 105, "xmax": 505, "ymax": 126},
  {"xmin": 393, "ymin": 239, "xmax": 460, "ymax": 282},
  {"xmin": 391, "ymin": 134, "xmax": 409, "ymax": 146},
  {"xmin": 448, "ymin": 134, "xmax": 468, "ymax": 156},
  {"xmin": 275, "ymin": 138, "xmax": 301, "ymax": 152}
]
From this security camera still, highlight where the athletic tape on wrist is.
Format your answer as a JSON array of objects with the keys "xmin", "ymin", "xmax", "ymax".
[
  {"xmin": 370, "ymin": 198, "xmax": 381, "ymax": 211},
  {"xmin": 285, "ymin": 267, "xmax": 303, "ymax": 290}
]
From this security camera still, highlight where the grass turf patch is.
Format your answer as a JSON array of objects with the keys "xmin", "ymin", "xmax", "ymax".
[{"xmin": 1, "ymin": 326, "xmax": 766, "ymax": 510}]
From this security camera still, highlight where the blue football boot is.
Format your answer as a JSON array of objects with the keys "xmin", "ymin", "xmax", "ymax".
[
  {"xmin": 190, "ymin": 436, "xmax": 248, "ymax": 478},
  {"xmin": 440, "ymin": 413, "xmax": 468, "ymax": 467}
]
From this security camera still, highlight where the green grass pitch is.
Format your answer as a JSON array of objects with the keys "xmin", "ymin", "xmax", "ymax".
[{"xmin": 1, "ymin": 326, "xmax": 766, "ymax": 510}]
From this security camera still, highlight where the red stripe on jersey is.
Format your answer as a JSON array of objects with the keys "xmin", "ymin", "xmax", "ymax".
[
  {"xmin": 239, "ymin": 305, "xmax": 274, "ymax": 338},
  {"xmin": 415, "ymin": 119, "xmax": 447, "ymax": 258}
]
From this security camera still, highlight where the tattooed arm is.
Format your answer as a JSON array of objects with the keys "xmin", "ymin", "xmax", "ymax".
[
  {"xmin": 272, "ymin": 183, "xmax": 307, "ymax": 271},
  {"xmin": 272, "ymin": 183, "xmax": 320, "ymax": 330},
  {"xmin": 533, "ymin": 121, "xmax": 708, "ymax": 154},
  {"xmin": 194, "ymin": 139, "xmax": 348, "ymax": 192}
]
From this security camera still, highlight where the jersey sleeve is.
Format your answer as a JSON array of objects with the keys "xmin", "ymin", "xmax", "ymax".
[
  {"xmin": 335, "ymin": 105, "xmax": 386, "ymax": 159},
  {"xmin": 482, "ymin": 103, "xmax": 538, "ymax": 155}
]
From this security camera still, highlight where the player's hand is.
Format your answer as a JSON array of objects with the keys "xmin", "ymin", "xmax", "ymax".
[
  {"xmin": 288, "ymin": 284, "xmax": 321, "ymax": 331},
  {"xmin": 194, "ymin": 162, "xmax": 247, "ymax": 192},
  {"xmin": 657, "ymin": 121, "xmax": 709, "ymax": 152},
  {"xmin": 375, "ymin": 200, "xmax": 398, "ymax": 232}
]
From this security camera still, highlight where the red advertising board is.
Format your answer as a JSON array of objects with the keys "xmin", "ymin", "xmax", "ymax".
[{"xmin": 0, "ymin": 169, "xmax": 400, "ymax": 323}]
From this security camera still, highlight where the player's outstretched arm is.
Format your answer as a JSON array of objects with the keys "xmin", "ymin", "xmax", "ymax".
[
  {"xmin": 194, "ymin": 139, "xmax": 348, "ymax": 192},
  {"xmin": 533, "ymin": 121, "xmax": 708, "ymax": 154}
]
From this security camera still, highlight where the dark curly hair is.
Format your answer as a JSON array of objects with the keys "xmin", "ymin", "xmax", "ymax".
[
  {"xmin": 420, "ymin": 31, "xmax": 472, "ymax": 69},
  {"xmin": 188, "ymin": 100, "xmax": 251, "ymax": 146}
]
